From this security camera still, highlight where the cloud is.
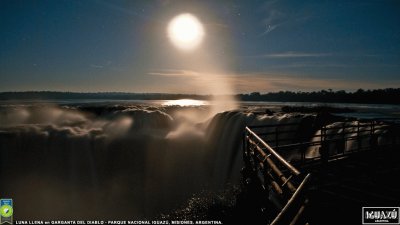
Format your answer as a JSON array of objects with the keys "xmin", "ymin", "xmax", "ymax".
[
  {"xmin": 228, "ymin": 72, "xmax": 400, "ymax": 92},
  {"xmin": 260, "ymin": 24, "xmax": 280, "ymax": 35},
  {"xmin": 147, "ymin": 69, "xmax": 238, "ymax": 95},
  {"xmin": 258, "ymin": 1, "xmax": 313, "ymax": 36},
  {"xmin": 246, "ymin": 52, "xmax": 332, "ymax": 59},
  {"xmin": 149, "ymin": 69, "xmax": 232, "ymax": 79},
  {"xmin": 148, "ymin": 69, "xmax": 200, "ymax": 77},
  {"xmin": 260, "ymin": 9, "xmax": 286, "ymax": 36},
  {"xmin": 149, "ymin": 69, "xmax": 400, "ymax": 93}
]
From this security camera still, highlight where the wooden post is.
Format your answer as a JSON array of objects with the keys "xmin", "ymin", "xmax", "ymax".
[
  {"xmin": 370, "ymin": 121, "xmax": 378, "ymax": 151},
  {"xmin": 241, "ymin": 131, "xmax": 253, "ymax": 186},
  {"xmin": 340, "ymin": 122, "xmax": 346, "ymax": 154},
  {"xmin": 357, "ymin": 121, "xmax": 361, "ymax": 151},
  {"xmin": 320, "ymin": 126, "xmax": 329, "ymax": 163}
]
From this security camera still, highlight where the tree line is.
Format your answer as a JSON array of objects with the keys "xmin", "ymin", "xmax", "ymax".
[
  {"xmin": 0, "ymin": 88, "xmax": 399, "ymax": 104},
  {"xmin": 237, "ymin": 88, "xmax": 400, "ymax": 104}
]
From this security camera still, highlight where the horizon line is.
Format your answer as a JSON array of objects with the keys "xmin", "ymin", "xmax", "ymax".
[{"xmin": 1, "ymin": 88, "xmax": 399, "ymax": 95}]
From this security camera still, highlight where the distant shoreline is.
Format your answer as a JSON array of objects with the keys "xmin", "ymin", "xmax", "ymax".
[{"xmin": 0, "ymin": 88, "xmax": 399, "ymax": 104}]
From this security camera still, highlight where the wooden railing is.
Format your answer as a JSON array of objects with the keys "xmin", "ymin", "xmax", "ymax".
[
  {"xmin": 242, "ymin": 119, "xmax": 400, "ymax": 224},
  {"xmin": 243, "ymin": 126, "xmax": 311, "ymax": 225},
  {"xmin": 249, "ymin": 119, "xmax": 400, "ymax": 164}
]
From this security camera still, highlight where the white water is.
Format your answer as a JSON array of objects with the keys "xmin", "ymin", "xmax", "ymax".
[
  {"xmin": 305, "ymin": 121, "xmax": 395, "ymax": 158},
  {"xmin": 0, "ymin": 100, "xmax": 397, "ymax": 219}
]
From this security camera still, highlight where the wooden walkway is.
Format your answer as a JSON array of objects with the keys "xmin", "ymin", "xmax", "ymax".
[{"xmin": 242, "ymin": 120, "xmax": 400, "ymax": 224}]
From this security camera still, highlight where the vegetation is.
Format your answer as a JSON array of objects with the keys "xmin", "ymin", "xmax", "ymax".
[
  {"xmin": 0, "ymin": 88, "xmax": 399, "ymax": 104},
  {"xmin": 237, "ymin": 88, "xmax": 400, "ymax": 104},
  {"xmin": 281, "ymin": 106, "xmax": 355, "ymax": 114}
]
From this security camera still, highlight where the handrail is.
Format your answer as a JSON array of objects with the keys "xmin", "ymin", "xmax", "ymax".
[
  {"xmin": 246, "ymin": 126, "xmax": 301, "ymax": 176},
  {"xmin": 246, "ymin": 120, "xmax": 399, "ymax": 162},
  {"xmin": 242, "ymin": 119, "xmax": 399, "ymax": 224},
  {"xmin": 257, "ymin": 126, "xmax": 388, "ymax": 138},
  {"xmin": 247, "ymin": 138, "xmax": 297, "ymax": 192},
  {"xmin": 249, "ymin": 121, "xmax": 390, "ymax": 130},
  {"xmin": 270, "ymin": 173, "xmax": 311, "ymax": 225},
  {"xmin": 248, "ymin": 122, "xmax": 300, "ymax": 128},
  {"xmin": 243, "ymin": 126, "xmax": 311, "ymax": 224}
]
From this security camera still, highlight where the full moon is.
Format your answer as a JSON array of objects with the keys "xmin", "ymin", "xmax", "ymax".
[{"xmin": 167, "ymin": 13, "xmax": 204, "ymax": 51}]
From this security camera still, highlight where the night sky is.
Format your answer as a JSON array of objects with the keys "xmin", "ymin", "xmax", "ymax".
[{"xmin": 1, "ymin": 0, "xmax": 399, "ymax": 93}]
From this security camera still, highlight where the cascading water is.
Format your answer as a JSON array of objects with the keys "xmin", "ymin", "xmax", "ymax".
[
  {"xmin": 1, "ymin": 104, "xmax": 395, "ymax": 219},
  {"xmin": 0, "ymin": 104, "xmax": 320, "ymax": 219}
]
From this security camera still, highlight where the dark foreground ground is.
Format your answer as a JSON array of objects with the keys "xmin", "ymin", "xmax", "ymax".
[{"xmin": 304, "ymin": 147, "xmax": 400, "ymax": 225}]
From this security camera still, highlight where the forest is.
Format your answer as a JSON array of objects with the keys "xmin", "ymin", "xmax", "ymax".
[
  {"xmin": 0, "ymin": 88, "xmax": 399, "ymax": 104},
  {"xmin": 237, "ymin": 88, "xmax": 400, "ymax": 104}
]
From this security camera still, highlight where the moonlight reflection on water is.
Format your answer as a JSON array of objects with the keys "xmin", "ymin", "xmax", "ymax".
[{"xmin": 162, "ymin": 99, "xmax": 208, "ymax": 107}]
